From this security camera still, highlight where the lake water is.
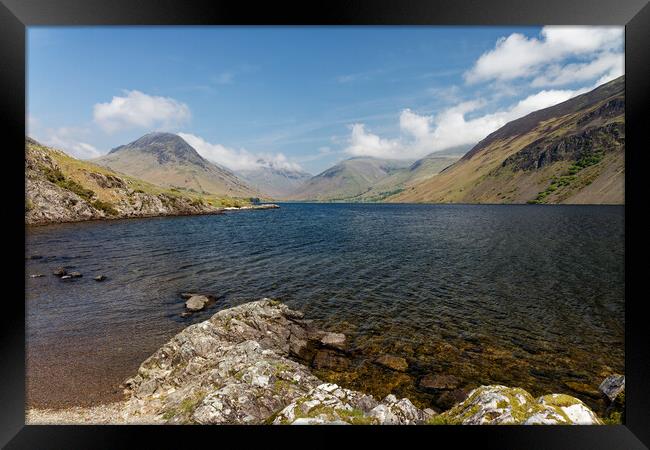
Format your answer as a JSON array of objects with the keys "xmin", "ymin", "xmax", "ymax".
[{"xmin": 25, "ymin": 203, "xmax": 625, "ymax": 413}]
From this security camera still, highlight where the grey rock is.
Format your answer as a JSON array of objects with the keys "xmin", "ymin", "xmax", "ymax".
[
  {"xmin": 69, "ymin": 272, "xmax": 83, "ymax": 278},
  {"xmin": 599, "ymin": 374, "xmax": 625, "ymax": 402},
  {"xmin": 185, "ymin": 295, "xmax": 210, "ymax": 311}
]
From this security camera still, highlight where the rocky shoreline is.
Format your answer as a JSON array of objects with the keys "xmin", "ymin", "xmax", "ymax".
[
  {"xmin": 25, "ymin": 137, "xmax": 279, "ymax": 226},
  {"xmin": 26, "ymin": 299, "xmax": 624, "ymax": 425},
  {"xmin": 26, "ymin": 203, "xmax": 280, "ymax": 227}
]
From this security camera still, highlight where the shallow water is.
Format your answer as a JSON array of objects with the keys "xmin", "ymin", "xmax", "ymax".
[{"xmin": 26, "ymin": 203, "xmax": 624, "ymax": 412}]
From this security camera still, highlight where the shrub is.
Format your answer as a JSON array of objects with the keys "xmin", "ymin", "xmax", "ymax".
[{"xmin": 91, "ymin": 199, "xmax": 118, "ymax": 216}]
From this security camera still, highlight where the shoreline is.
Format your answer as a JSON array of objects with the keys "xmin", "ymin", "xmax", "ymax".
[
  {"xmin": 25, "ymin": 299, "xmax": 623, "ymax": 425},
  {"xmin": 25, "ymin": 203, "xmax": 280, "ymax": 227}
]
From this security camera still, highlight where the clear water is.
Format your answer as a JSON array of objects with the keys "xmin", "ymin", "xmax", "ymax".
[{"xmin": 25, "ymin": 203, "xmax": 625, "ymax": 412}]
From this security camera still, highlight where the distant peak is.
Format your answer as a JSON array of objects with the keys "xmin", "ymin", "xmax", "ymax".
[{"xmin": 107, "ymin": 132, "xmax": 208, "ymax": 167}]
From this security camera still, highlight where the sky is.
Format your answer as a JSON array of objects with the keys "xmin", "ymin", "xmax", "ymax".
[{"xmin": 27, "ymin": 26, "xmax": 624, "ymax": 175}]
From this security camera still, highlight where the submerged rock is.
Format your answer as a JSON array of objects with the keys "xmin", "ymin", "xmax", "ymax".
[
  {"xmin": 312, "ymin": 349, "xmax": 350, "ymax": 372},
  {"xmin": 419, "ymin": 374, "xmax": 461, "ymax": 390},
  {"xmin": 375, "ymin": 354, "xmax": 409, "ymax": 372},
  {"xmin": 94, "ymin": 275, "xmax": 107, "ymax": 282},
  {"xmin": 599, "ymin": 374, "xmax": 625, "ymax": 402},
  {"xmin": 53, "ymin": 267, "xmax": 67, "ymax": 277},
  {"xmin": 185, "ymin": 295, "xmax": 210, "ymax": 311},
  {"xmin": 320, "ymin": 332, "xmax": 346, "ymax": 350},
  {"xmin": 69, "ymin": 272, "xmax": 82, "ymax": 278}
]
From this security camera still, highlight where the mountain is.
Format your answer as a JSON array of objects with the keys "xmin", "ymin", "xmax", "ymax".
[
  {"xmin": 288, "ymin": 153, "xmax": 459, "ymax": 202},
  {"xmin": 94, "ymin": 132, "xmax": 258, "ymax": 198},
  {"xmin": 390, "ymin": 76, "xmax": 625, "ymax": 204},
  {"xmin": 236, "ymin": 164, "xmax": 312, "ymax": 199},
  {"xmin": 288, "ymin": 157, "xmax": 414, "ymax": 201},
  {"xmin": 26, "ymin": 138, "xmax": 255, "ymax": 225},
  {"xmin": 352, "ymin": 153, "xmax": 461, "ymax": 202}
]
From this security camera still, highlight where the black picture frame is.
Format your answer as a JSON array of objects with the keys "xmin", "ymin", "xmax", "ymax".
[{"xmin": 2, "ymin": 0, "xmax": 648, "ymax": 448}]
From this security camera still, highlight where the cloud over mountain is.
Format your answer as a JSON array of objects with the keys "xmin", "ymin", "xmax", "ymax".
[
  {"xmin": 178, "ymin": 132, "xmax": 303, "ymax": 172},
  {"xmin": 93, "ymin": 90, "xmax": 191, "ymax": 133}
]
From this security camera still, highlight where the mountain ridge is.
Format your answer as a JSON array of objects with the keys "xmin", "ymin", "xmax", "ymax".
[
  {"xmin": 390, "ymin": 76, "xmax": 625, "ymax": 205},
  {"xmin": 94, "ymin": 132, "xmax": 259, "ymax": 198}
]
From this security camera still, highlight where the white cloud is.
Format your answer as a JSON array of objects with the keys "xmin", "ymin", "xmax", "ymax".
[
  {"xmin": 93, "ymin": 90, "xmax": 191, "ymax": 133},
  {"xmin": 531, "ymin": 52, "xmax": 624, "ymax": 87},
  {"xmin": 465, "ymin": 26, "xmax": 623, "ymax": 85},
  {"xmin": 345, "ymin": 87, "xmax": 585, "ymax": 160},
  {"xmin": 178, "ymin": 132, "xmax": 303, "ymax": 172},
  {"xmin": 40, "ymin": 127, "xmax": 102, "ymax": 159}
]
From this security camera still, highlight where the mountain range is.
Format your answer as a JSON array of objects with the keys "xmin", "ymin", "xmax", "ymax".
[
  {"xmin": 30, "ymin": 76, "xmax": 624, "ymax": 208},
  {"xmin": 288, "ymin": 154, "xmax": 460, "ymax": 202}
]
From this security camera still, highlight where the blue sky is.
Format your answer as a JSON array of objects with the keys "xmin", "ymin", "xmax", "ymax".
[{"xmin": 28, "ymin": 26, "xmax": 623, "ymax": 174}]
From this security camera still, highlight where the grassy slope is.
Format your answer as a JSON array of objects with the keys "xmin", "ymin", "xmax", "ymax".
[
  {"xmin": 94, "ymin": 150, "xmax": 259, "ymax": 199},
  {"xmin": 27, "ymin": 140, "xmax": 251, "ymax": 209}
]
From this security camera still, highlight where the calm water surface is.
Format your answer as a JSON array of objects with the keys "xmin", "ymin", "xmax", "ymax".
[{"xmin": 26, "ymin": 203, "xmax": 624, "ymax": 412}]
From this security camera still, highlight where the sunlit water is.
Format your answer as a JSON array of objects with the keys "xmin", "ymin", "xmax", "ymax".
[{"xmin": 26, "ymin": 203, "xmax": 624, "ymax": 412}]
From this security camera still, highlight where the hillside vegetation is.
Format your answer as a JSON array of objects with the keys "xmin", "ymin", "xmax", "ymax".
[
  {"xmin": 26, "ymin": 138, "xmax": 251, "ymax": 225},
  {"xmin": 389, "ymin": 76, "xmax": 624, "ymax": 204}
]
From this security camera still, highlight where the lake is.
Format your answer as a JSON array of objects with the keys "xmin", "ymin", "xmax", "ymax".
[{"xmin": 25, "ymin": 203, "xmax": 625, "ymax": 413}]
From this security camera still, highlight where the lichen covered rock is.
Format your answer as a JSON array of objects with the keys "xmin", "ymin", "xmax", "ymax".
[
  {"xmin": 272, "ymin": 383, "xmax": 429, "ymax": 425},
  {"xmin": 428, "ymin": 385, "xmax": 602, "ymax": 425}
]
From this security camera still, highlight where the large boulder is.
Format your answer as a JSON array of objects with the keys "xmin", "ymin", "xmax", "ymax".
[{"xmin": 428, "ymin": 385, "xmax": 602, "ymax": 425}]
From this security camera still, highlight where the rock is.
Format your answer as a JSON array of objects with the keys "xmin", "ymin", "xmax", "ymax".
[
  {"xmin": 375, "ymin": 354, "xmax": 408, "ymax": 372},
  {"xmin": 320, "ymin": 332, "xmax": 346, "ymax": 350},
  {"xmin": 27, "ymin": 300, "xmax": 607, "ymax": 426},
  {"xmin": 185, "ymin": 295, "xmax": 210, "ymax": 311},
  {"xmin": 368, "ymin": 394, "xmax": 427, "ymax": 424},
  {"xmin": 429, "ymin": 385, "xmax": 602, "ymax": 425},
  {"xmin": 69, "ymin": 272, "xmax": 82, "ymax": 278},
  {"xmin": 419, "ymin": 374, "xmax": 461, "ymax": 390},
  {"xmin": 312, "ymin": 349, "xmax": 350, "ymax": 372},
  {"xmin": 94, "ymin": 275, "xmax": 107, "ymax": 282},
  {"xmin": 53, "ymin": 267, "xmax": 67, "ymax": 277},
  {"xmin": 180, "ymin": 292, "xmax": 198, "ymax": 299},
  {"xmin": 30, "ymin": 274, "xmax": 44, "ymax": 278},
  {"xmin": 599, "ymin": 374, "xmax": 625, "ymax": 402},
  {"xmin": 563, "ymin": 380, "xmax": 600, "ymax": 399},
  {"xmin": 273, "ymin": 383, "xmax": 428, "ymax": 425},
  {"xmin": 531, "ymin": 394, "xmax": 602, "ymax": 425},
  {"xmin": 180, "ymin": 312, "xmax": 192, "ymax": 318}
]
